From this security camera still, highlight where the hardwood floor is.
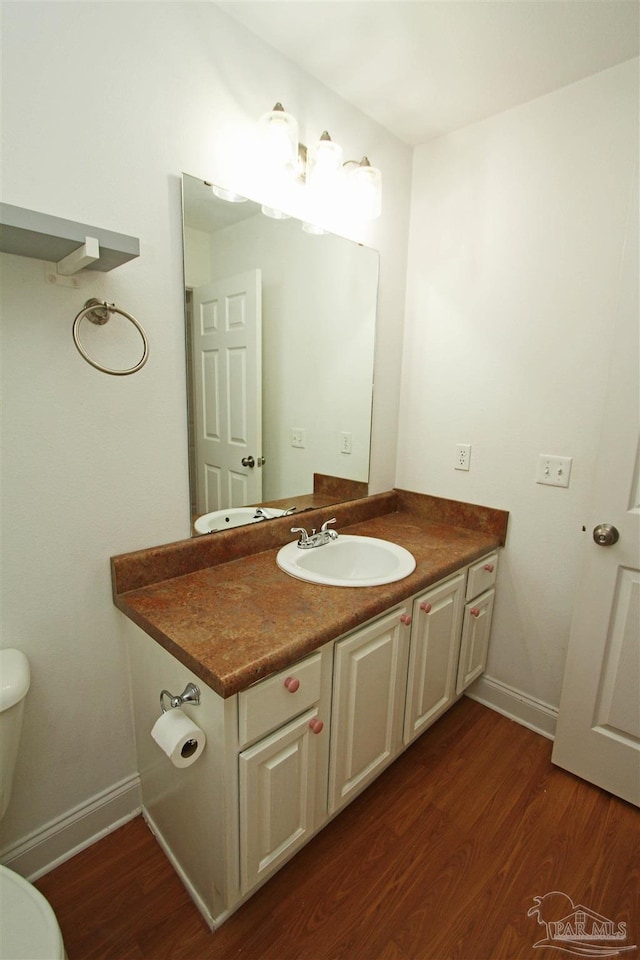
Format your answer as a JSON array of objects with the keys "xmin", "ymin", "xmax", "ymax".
[{"xmin": 36, "ymin": 699, "xmax": 639, "ymax": 960}]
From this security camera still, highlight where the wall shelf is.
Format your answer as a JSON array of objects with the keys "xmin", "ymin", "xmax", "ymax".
[{"xmin": 0, "ymin": 203, "xmax": 140, "ymax": 273}]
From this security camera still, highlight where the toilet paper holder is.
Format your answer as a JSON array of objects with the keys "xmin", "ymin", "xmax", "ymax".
[{"xmin": 159, "ymin": 682, "xmax": 201, "ymax": 714}]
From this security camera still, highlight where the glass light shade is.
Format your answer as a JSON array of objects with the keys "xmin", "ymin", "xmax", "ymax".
[
  {"xmin": 306, "ymin": 132, "xmax": 343, "ymax": 190},
  {"xmin": 302, "ymin": 222, "xmax": 328, "ymax": 235},
  {"xmin": 258, "ymin": 103, "xmax": 299, "ymax": 171},
  {"xmin": 348, "ymin": 157, "xmax": 382, "ymax": 220},
  {"xmin": 211, "ymin": 185, "xmax": 247, "ymax": 203},
  {"xmin": 261, "ymin": 205, "xmax": 291, "ymax": 220}
]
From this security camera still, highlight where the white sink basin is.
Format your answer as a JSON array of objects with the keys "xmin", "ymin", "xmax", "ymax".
[
  {"xmin": 194, "ymin": 507, "xmax": 286, "ymax": 534},
  {"xmin": 276, "ymin": 535, "xmax": 416, "ymax": 587}
]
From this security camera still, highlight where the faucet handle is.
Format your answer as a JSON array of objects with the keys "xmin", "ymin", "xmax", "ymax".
[
  {"xmin": 291, "ymin": 526, "xmax": 310, "ymax": 544},
  {"xmin": 320, "ymin": 518, "xmax": 337, "ymax": 532}
]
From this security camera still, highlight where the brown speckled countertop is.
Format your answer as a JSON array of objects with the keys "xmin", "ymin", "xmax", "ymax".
[{"xmin": 112, "ymin": 491, "xmax": 508, "ymax": 698}]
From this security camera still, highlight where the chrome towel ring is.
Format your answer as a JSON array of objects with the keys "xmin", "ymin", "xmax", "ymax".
[{"xmin": 72, "ymin": 298, "xmax": 149, "ymax": 376}]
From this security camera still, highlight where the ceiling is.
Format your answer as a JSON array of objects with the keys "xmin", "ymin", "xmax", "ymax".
[{"xmin": 217, "ymin": 1, "xmax": 639, "ymax": 145}]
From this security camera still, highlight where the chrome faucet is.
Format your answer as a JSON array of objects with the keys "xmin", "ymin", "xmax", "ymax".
[
  {"xmin": 291, "ymin": 518, "xmax": 338, "ymax": 549},
  {"xmin": 253, "ymin": 506, "xmax": 297, "ymax": 520}
]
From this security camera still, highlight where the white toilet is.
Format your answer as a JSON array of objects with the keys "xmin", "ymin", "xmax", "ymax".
[{"xmin": 0, "ymin": 649, "xmax": 66, "ymax": 960}]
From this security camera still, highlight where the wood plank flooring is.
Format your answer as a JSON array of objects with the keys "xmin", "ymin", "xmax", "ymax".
[{"xmin": 36, "ymin": 699, "xmax": 639, "ymax": 960}]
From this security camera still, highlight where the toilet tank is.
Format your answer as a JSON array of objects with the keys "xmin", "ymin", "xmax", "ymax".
[{"xmin": 0, "ymin": 649, "xmax": 30, "ymax": 820}]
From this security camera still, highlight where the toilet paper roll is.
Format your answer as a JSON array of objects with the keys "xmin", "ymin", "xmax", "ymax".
[{"xmin": 151, "ymin": 708, "xmax": 206, "ymax": 768}]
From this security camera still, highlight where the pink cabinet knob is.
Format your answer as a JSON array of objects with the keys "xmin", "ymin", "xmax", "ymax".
[
  {"xmin": 483, "ymin": 563, "xmax": 494, "ymax": 573},
  {"xmin": 470, "ymin": 607, "xmax": 481, "ymax": 618},
  {"xmin": 284, "ymin": 676, "xmax": 300, "ymax": 693},
  {"xmin": 420, "ymin": 602, "xmax": 432, "ymax": 614},
  {"xmin": 400, "ymin": 614, "xmax": 412, "ymax": 626},
  {"xmin": 309, "ymin": 718, "xmax": 324, "ymax": 735}
]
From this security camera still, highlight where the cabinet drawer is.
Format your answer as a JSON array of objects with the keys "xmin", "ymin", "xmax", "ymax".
[
  {"xmin": 238, "ymin": 652, "xmax": 322, "ymax": 747},
  {"xmin": 466, "ymin": 553, "xmax": 498, "ymax": 600}
]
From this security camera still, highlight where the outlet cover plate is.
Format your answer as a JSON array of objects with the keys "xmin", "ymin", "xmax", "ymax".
[{"xmin": 455, "ymin": 443, "xmax": 471, "ymax": 471}]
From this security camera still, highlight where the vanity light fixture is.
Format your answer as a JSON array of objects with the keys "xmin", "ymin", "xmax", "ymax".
[{"xmin": 256, "ymin": 103, "xmax": 382, "ymax": 223}]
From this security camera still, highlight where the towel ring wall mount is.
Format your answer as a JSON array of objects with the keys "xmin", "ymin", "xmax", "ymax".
[{"xmin": 72, "ymin": 298, "xmax": 149, "ymax": 376}]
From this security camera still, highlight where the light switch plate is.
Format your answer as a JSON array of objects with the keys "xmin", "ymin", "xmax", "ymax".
[
  {"xmin": 536, "ymin": 454, "xmax": 572, "ymax": 487},
  {"xmin": 291, "ymin": 428, "xmax": 306, "ymax": 449}
]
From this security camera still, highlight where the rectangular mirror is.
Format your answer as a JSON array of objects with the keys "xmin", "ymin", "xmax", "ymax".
[{"xmin": 182, "ymin": 174, "xmax": 379, "ymax": 534}]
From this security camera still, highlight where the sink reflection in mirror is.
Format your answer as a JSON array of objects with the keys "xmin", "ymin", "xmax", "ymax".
[
  {"xmin": 193, "ymin": 506, "xmax": 291, "ymax": 534},
  {"xmin": 182, "ymin": 174, "xmax": 379, "ymax": 535},
  {"xmin": 277, "ymin": 535, "xmax": 416, "ymax": 587}
]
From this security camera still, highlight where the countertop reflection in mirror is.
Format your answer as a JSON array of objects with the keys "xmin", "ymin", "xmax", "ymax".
[{"xmin": 181, "ymin": 174, "xmax": 379, "ymax": 534}]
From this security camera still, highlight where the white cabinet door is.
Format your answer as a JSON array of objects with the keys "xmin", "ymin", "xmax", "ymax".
[
  {"xmin": 404, "ymin": 573, "xmax": 465, "ymax": 745},
  {"xmin": 239, "ymin": 707, "xmax": 322, "ymax": 894},
  {"xmin": 329, "ymin": 607, "xmax": 410, "ymax": 814},
  {"xmin": 456, "ymin": 589, "xmax": 495, "ymax": 694}
]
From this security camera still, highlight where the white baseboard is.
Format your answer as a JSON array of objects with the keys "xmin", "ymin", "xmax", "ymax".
[
  {"xmin": 142, "ymin": 807, "xmax": 216, "ymax": 930},
  {"xmin": 0, "ymin": 774, "xmax": 142, "ymax": 881},
  {"xmin": 466, "ymin": 675, "xmax": 558, "ymax": 741}
]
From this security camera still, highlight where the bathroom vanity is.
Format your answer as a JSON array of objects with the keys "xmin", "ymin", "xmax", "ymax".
[{"xmin": 112, "ymin": 490, "xmax": 507, "ymax": 928}]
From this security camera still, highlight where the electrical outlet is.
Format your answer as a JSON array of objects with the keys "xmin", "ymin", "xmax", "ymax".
[
  {"xmin": 340, "ymin": 431, "xmax": 352, "ymax": 454},
  {"xmin": 290, "ymin": 427, "xmax": 306, "ymax": 449},
  {"xmin": 536, "ymin": 454, "xmax": 572, "ymax": 488},
  {"xmin": 455, "ymin": 443, "xmax": 471, "ymax": 471}
]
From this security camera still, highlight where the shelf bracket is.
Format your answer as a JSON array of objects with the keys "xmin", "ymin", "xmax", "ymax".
[{"xmin": 56, "ymin": 236, "xmax": 100, "ymax": 276}]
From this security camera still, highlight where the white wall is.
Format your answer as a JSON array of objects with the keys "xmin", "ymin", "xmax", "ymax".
[
  {"xmin": 0, "ymin": 2, "xmax": 411, "ymax": 864},
  {"xmin": 397, "ymin": 59, "xmax": 639, "ymax": 715}
]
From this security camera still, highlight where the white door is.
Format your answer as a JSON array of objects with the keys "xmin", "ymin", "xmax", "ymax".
[
  {"xmin": 552, "ymin": 179, "xmax": 639, "ymax": 806},
  {"xmin": 192, "ymin": 270, "xmax": 262, "ymax": 514}
]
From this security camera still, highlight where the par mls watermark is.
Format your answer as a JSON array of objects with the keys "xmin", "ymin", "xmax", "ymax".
[{"xmin": 528, "ymin": 891, "xmax": 636, "ymax": 957}]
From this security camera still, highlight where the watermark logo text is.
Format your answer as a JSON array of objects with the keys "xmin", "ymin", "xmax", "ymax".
[{"xmin": 528, "ymin": 891, "xmax": 636, "ymax": 957}]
